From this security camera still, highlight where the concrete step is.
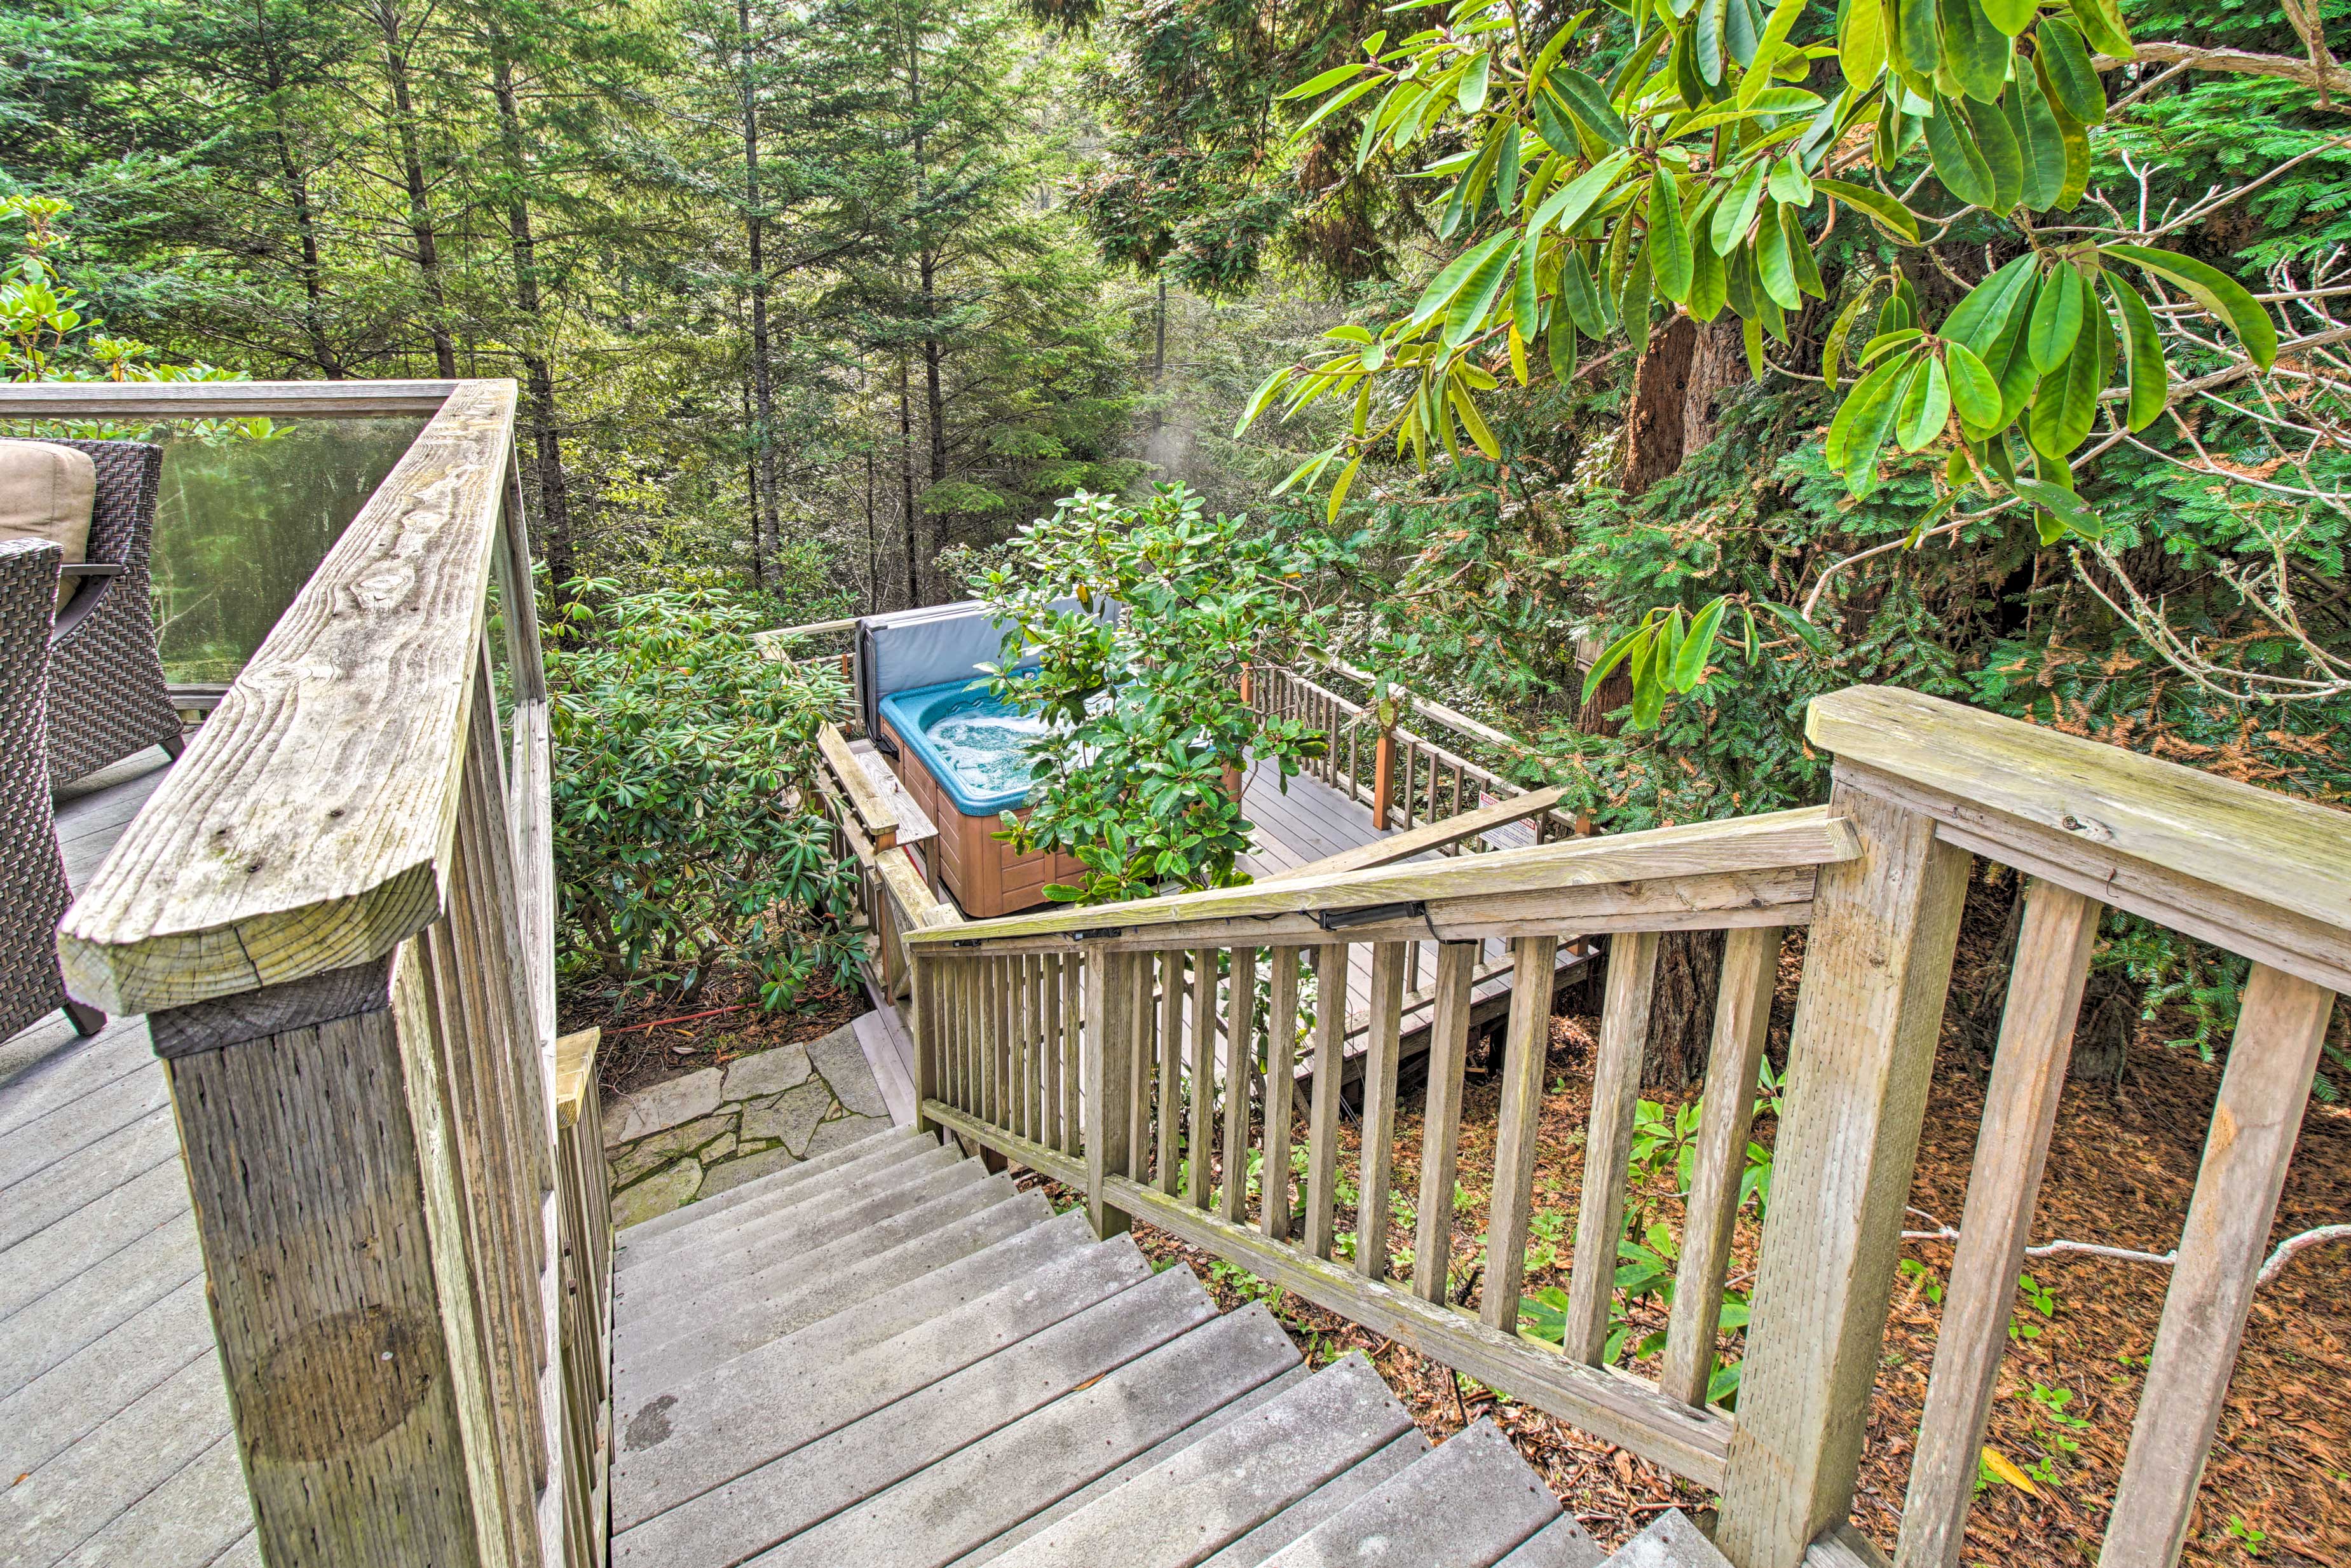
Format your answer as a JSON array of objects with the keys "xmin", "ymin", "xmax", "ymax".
[
  {"xmin": 611, "ymin": 1170, "xmax": 1015, "ymax": 1363},
  {"xmin": 616, "ymin": 1130, "xmax": 936, "ymax": 1267},
  {"xmin": 992, "ymin": 1352, "xmax": 1416, "ymax": 1568},
  {"xmin": 1599, "ymin": 1512, "xmax": 1731, "ymax": 1568},
  {"xmin": 614, "ymin": 1232, "xmax": 1152, "ymax": 1531},
  {"xmin": 742, "ymin": 1302, "xmax": 1305, "ymax": 1568},
  {"xmin": 1259, "ymin": 1416, "xmax": 1562, "ymax": 1568},
  {"xmin": 617, "ymin": 1123, "xmax": 922, "ymax": 1246},
  {"xmin": 1500, "ymin": 1516, "xmax": 1608, "ymax": 1568},
  {"xmin": 615, "ymin": 1142, "xmax": 966, "ymax": 1291},
  {"xmin": 612, "ymin": 1267, "xmax": 1241, "ymax": 1568}
]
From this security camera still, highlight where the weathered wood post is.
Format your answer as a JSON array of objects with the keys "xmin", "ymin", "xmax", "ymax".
[
  {"xmin": 57, "ymin": 380, "xmax": 562, "ymax": 1568},
  {"xmin": 1370, "ymin": 728, "xmax": 1398, "ymax": 828},
  {"xmin": 1714, "ymin": 781, "xmax": 1971, "ymax": 1567}
]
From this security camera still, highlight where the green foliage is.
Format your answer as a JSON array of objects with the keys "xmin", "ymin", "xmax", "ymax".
[
  {"xmin": 547, "ymin": 579, "xmax": 861, "ymax": 1013},
  {"xmin": 974, "ymin": 484, "xmax": 1340, "ymax": 901}
]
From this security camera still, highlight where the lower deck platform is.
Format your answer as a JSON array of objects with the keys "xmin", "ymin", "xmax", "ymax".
[{"xmin": 0, "ymin": 751, "xmax": 257, "ymax": 1568}]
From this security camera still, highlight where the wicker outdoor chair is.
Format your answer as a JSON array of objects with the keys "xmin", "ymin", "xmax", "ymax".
[
  {"xmin": 0, "ymin": 538, "xmax": 105, "ymax": 1039},
  {"xmin": 35, "ymin": 439, "xmax": 184, "ymax": 787}
]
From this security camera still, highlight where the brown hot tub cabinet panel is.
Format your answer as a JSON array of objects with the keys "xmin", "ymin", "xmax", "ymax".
[{"xmin": 880, "ymin": 715, "xmax": 1084, "ymax": 918}]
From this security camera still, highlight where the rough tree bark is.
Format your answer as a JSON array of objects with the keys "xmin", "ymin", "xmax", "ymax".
[
  {"xmin": 487, "ymin": 25, "xmax": 575, "ymax": 596},
  {"xmin": 1614, "ymin": 310, "xmax": 1754, "ymax": 1084},
  {"xmin": 372, "ymin": 0, "xmax": 457, "ymax": 379},
  {"xmin": 740, "ymin": 0, "xmax": 779, "ymax": 587},
  {"xmin": 899, "ymin": 356, "xmax": 920, "ymax": 607}
]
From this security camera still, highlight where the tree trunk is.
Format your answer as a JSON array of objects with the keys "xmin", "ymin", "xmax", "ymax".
[
  {"xmin": 487, "ymin": 29, "xmax": 575, "ymax": 596},
  {"xmin": 1643, "ymin": 929, "xmax": 1727, "ymax": 1089},
  {"xmin": 372, "ymin": 0, "xmax": 456, "ymax": 378},
  {"xmin": 1619, "ymin": 314, "xmax": 1698, "ymax": 495},
  {"xmin": 741, "ymin": 0, "xmax": 779, "ymax": 587},
  {"xmin": 1679, "ymin": 315, "xmax": 1750, "ymax": 458},
  {"xmin": 899, "ymin": 356, "xmax": 920, "ymax": 606}
]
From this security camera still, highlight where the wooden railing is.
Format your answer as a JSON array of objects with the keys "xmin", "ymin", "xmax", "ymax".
[
  {"xmin": 904, "ymin": 685, "xmax": 2348, "ymax": 1568},
  {"xmin": 757, "ymin": 615, "xmax": 861, "ymax": 734},
  {"xmin": 555, "ymin": 1027, "xmax": 613, "ymax": 1568},
  {"xmin": 26, "ymin": 379, "xmax": 606, "ymax": 1568},
  {"xmin": 810, "ymin": 719, "xmax": 962, "ymax": 1010},
  {"xmin": 1249, "ymin": 660, "xmax": 1582, "ymax": 842}
]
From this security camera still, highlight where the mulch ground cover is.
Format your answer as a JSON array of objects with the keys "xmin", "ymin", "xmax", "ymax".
[{"xmin": 1018, "ymin": 901, "xmax": 2351, "ymax": 1565}]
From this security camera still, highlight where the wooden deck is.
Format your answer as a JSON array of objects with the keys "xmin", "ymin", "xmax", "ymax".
[{"xmin": 0, "ymin": 749, "xmax": 257, "ymax": 1568}]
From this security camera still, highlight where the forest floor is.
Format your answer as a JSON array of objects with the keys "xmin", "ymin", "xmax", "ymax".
[
  {"xmin": 569, "ymin": 969, "xmax": 869, "ymax": 1101},
  {"xmin": 1020, "ymin": 895, "xmax": 2351, "ymax": 1565}
]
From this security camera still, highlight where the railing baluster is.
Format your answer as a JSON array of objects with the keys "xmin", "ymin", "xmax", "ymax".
[
  {"xmin": 1413, "ymin": 942, "xmax": 1479, "ymax": 1304},
  {"xmin": 1061, "ymin": 952, "xmax": 1083, "ymax": 1155},
  {"xmin": 1356, "ymin": 942, "xmax": 1408, "ymax": 1281},
  {"xmin": 1128, "ymin": 953, "xmax": 1155, "ymax": 1179},
  {"xmin": 1038, "ymin": 953, "xmax": 1062, "ymax": 1152},
  {"xmin": 1220, "ymin": 946, "xmax": 1259, "ymax": 1224},
  {"xmin": 1027, "ymin": 953, "xmax": 1047, "ymax": 1142},
  {"xmin": 1661, "ymin": 924, "xmax": 1784, "ymax": 1406},
  {"xmin": 1189, "ymin": 946, "xmax": 1217, "ymax": 1208},
  {"xmin": 1897, "ymin": 883, "xmax": 2097, "ymax": 1567},
  {"xmin": 1564, "ymin": 931, "xmax": 1661, "ymax": 1365},
  {"xmin": 1482, "ymin": 934, "xmax": 1562, "ymax": 1333},
  {"xmin": 2100, "ymin": 962, "xmax": 2336, "ymax": 1568},
  {"xmin": 1262, "ymin": 946, "xmax": 1301, "ymax": 1241},
  {"xmin": 1304, "ymin": 942, "xmax": 1349, "ymax": 1260},
  {"xmin": 1158, "ymin": 950, "xmax": 1185, "ymax": 1193},
  {"xmin": 1082, "ymin": 944, "xmax": 1137, "ymax": 1237}
]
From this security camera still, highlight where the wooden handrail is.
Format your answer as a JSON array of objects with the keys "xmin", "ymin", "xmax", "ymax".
[
  {"xmin": 819, "ymin": 722, "xmax": 899, "ymax": 847},
  {"xmin": 1810, "ymin": 684, "xmax": 2351, "ymax": 993},
  {"xmin": 0, "ymin": 378, "xmax": 461, "ymax": 416},
  {"xmin": 1255, "ymin": 785, "xmax": 1570, "ymax": 884},
  {"xmin": 1316, "ymin": 654, "xmax": 1536, "ymax": 761},
  {"xmin": 57, "ymin": 380, "xmax": 519, "ymax": 1014},
  {"xmin": 905, "ymin": 808, "xmax": 1856, "ymax": 949}
]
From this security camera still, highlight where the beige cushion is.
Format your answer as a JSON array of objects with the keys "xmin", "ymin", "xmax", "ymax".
[{"xmin": 0, "ymin": 440, "xmax": 94, "ymax": 611}]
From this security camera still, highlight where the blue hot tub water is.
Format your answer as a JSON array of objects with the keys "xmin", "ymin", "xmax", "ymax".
[{"xmin": 877, "ymin": 678, "xmax": 1056, "ymax": 818}]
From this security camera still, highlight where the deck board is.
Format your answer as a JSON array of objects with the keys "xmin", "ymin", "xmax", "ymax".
[{"xmin": 0, "ymin": 749, "xmax": 251, "ymax": 1568}]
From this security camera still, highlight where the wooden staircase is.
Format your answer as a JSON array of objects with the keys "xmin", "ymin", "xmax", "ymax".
[{"xmin": 606, "ymin": 1124, "xmax": 1732, "ymax": 1568}]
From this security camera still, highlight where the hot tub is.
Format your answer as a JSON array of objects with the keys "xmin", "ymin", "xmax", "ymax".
[{"xmin": 876, "ymin": 678, "xmax": 1086, "ymax": 917}]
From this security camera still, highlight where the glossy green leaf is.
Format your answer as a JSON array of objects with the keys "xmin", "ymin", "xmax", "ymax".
[
  {"xmin": 1956, "ymin": 94, "xmax": 2022, "ymax": 211},
  {"xmin": 1897, "ymin": 354, "xmax": 1950, "ymax": 450},
  {"xmin": 1813, "ymin": 177, "xmax": 1919, "ymax": 241},
  {"xmin": 1511, "ymin": 228, "xmax": 1541, "ymax": 335},
  {"xmin": 1944, "ymin": 253, "xmax": 2039, "ymax": 354},
  {"xmin": 2027, "ymin": 264, "xmax": 2083, "ymax": 374},
  {"xmin": 2037, "ymin": 19, "xmax": 2106, "ymax": 123},
  {"xmin": 1530, "ymin": 149, "xmax": 1634, "ymax": 235},
  {"xmin": 1234, "ymin": 365, "xmax": 1292, "ymax": 435},
  {"xmin": 1837, "ymin": 0, "xmax": 1886, "ymax": 90},
  {"xmin": 1618, "ymin": 244, "xmax": 1654, "ymax": 338},
  {"xmin": 1281, "ymin": 62, "xmax": 1370, "ymax": 100},
  {"xmin": 1724, "ymin": 0, "xmax": 1764, "ymax": 68},
  {"xmin": 1711, "ymin": 160, "xmax": 1768, "ymax": 256},
  {"xmin": 1757, "ymin": 206, "xmax": 1801, "ymax": 310},
  {"xmin": 1822, "ymin": 281, "xmax": 1882, "ymax": 390},
  {"xmin": 1557, "ymin": 248, "xmax": 1606, "ymax": 336},
  {"xmin": 1291, "ymin": 74, "xmax": 1388, "ymax": 142},
  {"xmin": 1552, "ymin": 67, "xmax": 1631, "ymax": 146},
  {"xmin": 1921, "ymin": 97, "xmax": 1996, "ymax": 208},
  {"xmin": 1847, "ymin": 357, "xmax": 1920, "ymax": 496},
  {"xmin": 2012, "ymin": 475, "xmax": 2104, "ymax": 540},
  {"xmin": 1450, "ymin": 380, "xmax": 1501, "ymax": 458},
  {"xmin": 2106, "ymin": 272, "xmax": 2167, "ymax": 432},
  {"xmin": 1495, "ymin": 125, "xmax": 1523, "ymax": 214},
  {"xmin": 1548, "ymin": 317, "xmax": 1579, "ymax": 382},
  {"xmin": 1672, "ymin": 598, "xmax": 1726, "ymax": 688},
  {"xmin": 2067, "ymin": 0, "xmax": 2133, "ymax": 60},
  {"xmin": 1945, "ymin": 341, "xmax": 2001, "ymax": 430},
  {"xmin": 1782, "ymin": 203, "xmax": 1825, "ymax": 299},
  {"xmin": 1896, "ymin": 0, "xmax": 1939, "ymax": 75},
  {"xmin": 1649, "ymin": 165, "xmax": 1694, "ymax": 303},
  {"xmin": 1458, "ymin": 50, "xmax": 1491, "ymax": 112},
  {"xmin": 1410, "ymin": 229, "xmax": 1516, "ymax": 329},
  {"xmin": 2010, "ymin": 77, "xmax": 2066, "ymax": 212},
  {"xmin": 1688, "ymin": 234, "xmax": 1729, "ymax": 322},
  {"xmin": 2104, "ymin": 243, "xmax": 2278, "ymax": 370},
  {"xmin": 1940, "ymin": 0, "xmax": 2012, "ymax": 102},
  {"xmin": 1533, "ymin": 88, "xmax": 1584, "ymax": 159},
  {"xmin": 1980, "ymin": 0, "xmax": 2035, "ymax": 36},
  {"xmin": 1695, "ymin": 0, "xmax": 1727, "ymax": 86},
  {"xmin": 1827, "ymin": 350, "xmax": 1912, "ymax": 472}
]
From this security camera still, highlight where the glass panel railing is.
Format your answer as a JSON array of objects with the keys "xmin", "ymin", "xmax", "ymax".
[{"xmin": 152, "ymin": 416, "xmax": 428, "ymax": 686}]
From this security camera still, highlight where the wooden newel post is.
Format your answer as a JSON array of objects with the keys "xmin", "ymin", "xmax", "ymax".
[
  {"xmin": 1715, "ymin": 779, "xmax": 1971, "ymax": 1568},
  {"xmin": 1371, "ymin": 728, "xmax": 1397, "ymax": 828},
  {"xmin": 1081, "ymin": 943, "xmax": 1136, "ymax": 1238}
]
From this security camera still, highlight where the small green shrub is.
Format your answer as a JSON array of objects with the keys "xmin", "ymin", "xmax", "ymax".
[{"xmin": 548, "ymin": 579, "xmax": 860, "ymax": 1013}]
